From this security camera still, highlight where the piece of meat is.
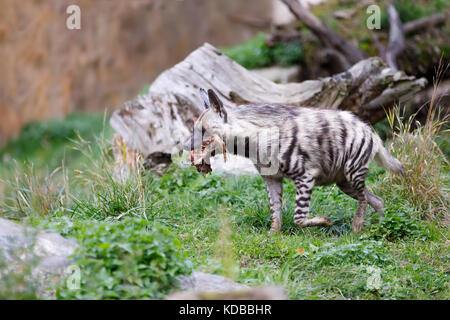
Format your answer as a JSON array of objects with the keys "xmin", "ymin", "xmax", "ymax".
[{"xmin": 191, "ymin": 139, "xmax": 214, "ymax": 176}]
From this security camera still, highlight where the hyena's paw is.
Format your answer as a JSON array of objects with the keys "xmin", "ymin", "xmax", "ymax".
[
  {"xmin": 269, "ymin": 228, "xmax": 281, "ymax": 235},
  {"xmin": 269, "ymin": 223, "xmax": 281, "ymax": 235},
  {"xmin": 314, "ymin": 215, "xmax": 333, "ymax": 227},
  {"xmin": 295, "ymin": 216, "xmax": 333, "ymax": 228},
  {"xmin": 352, "ymin": 215, "xmax": 365, "ymax": 233}
]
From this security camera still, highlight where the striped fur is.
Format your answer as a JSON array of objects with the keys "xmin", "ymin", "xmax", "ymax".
[{"xmin": 190, "ymin": 89, "xmax": 405, "ymax": 233}]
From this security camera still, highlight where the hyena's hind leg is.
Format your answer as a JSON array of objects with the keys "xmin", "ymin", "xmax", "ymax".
[
  {"xmin": 292, "ymin": 173, "xmax": 332, "ymax": 228},
  {"xmin": 341, "ymin": 166, "xmax": 370, "ymax": 232},
  {"xmin": 262, "ymin": 177, "xmax": 283, "ymax": 234},
  {"xmin": 337, "ymin": 182, "xmax": 384, "ymax": 216},
  {"xmin": 364, "ymin": 190, "xmax": 384, "ymax": 215}
]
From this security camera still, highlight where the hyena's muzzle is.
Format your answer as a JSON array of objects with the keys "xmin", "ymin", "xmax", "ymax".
[{"xmin": 185, "ymin": 128, "xmax": 227, "ymax": 176}]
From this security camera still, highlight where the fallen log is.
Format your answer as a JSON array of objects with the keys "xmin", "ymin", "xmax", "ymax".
[{"xmin": 110, "ymin": 43, "xmax": 427, "ymax": 171}]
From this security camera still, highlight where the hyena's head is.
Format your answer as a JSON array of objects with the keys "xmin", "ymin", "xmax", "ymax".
[{"xmin": 186, "ymin": 88, "xmax": 228, "ymax": 172}]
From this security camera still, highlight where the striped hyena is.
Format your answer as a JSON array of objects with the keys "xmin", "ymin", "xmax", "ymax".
[{"xmin": 188, "ymin": 89, "xmax": 405, "ymax": 233}]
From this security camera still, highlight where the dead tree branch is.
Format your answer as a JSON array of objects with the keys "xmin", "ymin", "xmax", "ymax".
[
  {"xmin": 385, "ymin": 1, "xmax": 406, "ymax": 70},
  {"xmin": 280, "ymin": 0, "xmax": 366, "ymax": 68},
  {"xmin": 403, "ymin": 12, "xmax": 448, "ymax": 34}
]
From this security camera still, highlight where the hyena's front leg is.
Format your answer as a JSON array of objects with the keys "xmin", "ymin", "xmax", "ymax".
[
  {"xmin": 262, "ymin": 177, "xmax": 283, "ymax": 234},
  {"xmin": 293, "ymin": 174, "xmax": 332, "ymax": 228}
]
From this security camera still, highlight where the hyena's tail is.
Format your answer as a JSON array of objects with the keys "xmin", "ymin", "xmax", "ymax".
[{"xmin": 373, "ymin": 134, "xmax": 406, "ymax": 178}]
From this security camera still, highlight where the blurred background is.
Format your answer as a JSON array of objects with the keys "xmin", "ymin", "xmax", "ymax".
[
  {"xmin": 0, "ymin": 0, "xmax": 448, "ymax": 145},
  {"xmin": 0, "ymin": 0, "xmax": 277, "ymax": 144}
]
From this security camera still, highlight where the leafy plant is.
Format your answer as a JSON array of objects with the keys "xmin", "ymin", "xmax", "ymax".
[
  {"xmin": 222, "ymin": 33, "xmax": 302, "ymax": 69},
  {"xmin": 155, "ymin": 164, "xmax": 202, "ymax": 194},
  {"xmin": 56, "ymin": 218, "xmax": 191, "ymax": 299},
  {"xmin": 271, "ymin": 42, "xmax": 303, "ymax": 67},
  {"xmin": 310, "ymin": 241, "xmax": 391, "ymax": 267},
  {"xmin": 365, "ymin": 212, "xmax": 431, "ymax": 241}
]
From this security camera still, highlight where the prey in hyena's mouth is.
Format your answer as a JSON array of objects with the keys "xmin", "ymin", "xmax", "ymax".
[
  {"xmin": 187, "ymin": 88, "xmax": 405, "ymax": 233},
  {"xmin": 190, "ymin": 135, "xmax": 219, "ymax": 176}
]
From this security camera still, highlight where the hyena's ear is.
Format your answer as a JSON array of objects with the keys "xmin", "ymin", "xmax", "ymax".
[
  {"xmin": 199, "ymin": 88, "xmax": 210, "ymax": 109},
  {"xmin": 207, "ymin": 89, "xmax": 227, "ymax": 123}
]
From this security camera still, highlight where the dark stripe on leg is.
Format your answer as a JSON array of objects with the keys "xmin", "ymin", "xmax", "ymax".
[{"xmin": 282, "ymin": 123, "xmax": 297, "ymax": 174}]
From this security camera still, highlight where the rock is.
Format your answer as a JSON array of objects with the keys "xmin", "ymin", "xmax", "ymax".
[
  {"xmin": 167, "ymin": 272, "xmax": 285, "ymax": 300},
  {"xmin": 177, "ymin": 272, "xmax": 248, "ymax": 292},
  {"xmin": 0, "ymin": 218, "xmax": 78, "ymax": 298},
  {"xmin": 166, "ymin": 286, "xmax": 286, "ymax": 300}
]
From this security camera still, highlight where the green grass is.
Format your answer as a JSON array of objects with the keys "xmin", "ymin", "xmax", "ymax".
[
  {"xmin": 0, "ymin": 112, "xmax": 448, "ymax": 299},
  {"xmin": 140, "ymin": 166, "xmax": 448, "ymax": 299},
  {"xmin": 0, "ymin": 111, "xmax": 114, "ymax": 171},
  {"xmin": 222, "ymin": 33, "xmax": 303, "ymax": 70}
]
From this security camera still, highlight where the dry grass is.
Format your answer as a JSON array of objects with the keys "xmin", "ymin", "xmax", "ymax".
[
  {"xmin": 381, "ymin": 62, "xmax": 449, "ymax": 223},
  {"xmin": 0, "ymin": 163, "xmax": 69, "ymax": 220}
]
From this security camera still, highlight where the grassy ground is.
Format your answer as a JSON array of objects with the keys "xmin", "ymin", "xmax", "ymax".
[
  {"xmin": 148, "ymin": 165, "xmax": 448, "ymax": 299},
  {"xmin": 0, "ymin": 111, "xmax": 448, "ymax": 299}
]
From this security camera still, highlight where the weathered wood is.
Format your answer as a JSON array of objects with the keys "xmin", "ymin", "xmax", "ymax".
[{"xmin": 110, "ymin": 43, "xmax": 427, "ymax": 166}]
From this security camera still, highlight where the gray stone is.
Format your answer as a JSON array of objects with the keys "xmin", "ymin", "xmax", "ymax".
[
  {"xmin": 167, "ymin": 271, "xmax": 286, "ymax": 300},
  {"xmin": 0, "ymin": 218, "xmax": 78, "ymax": 297},
  {"xmin": 177, "ymin": 272, "xmax": 248, "ymax": 293}
]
